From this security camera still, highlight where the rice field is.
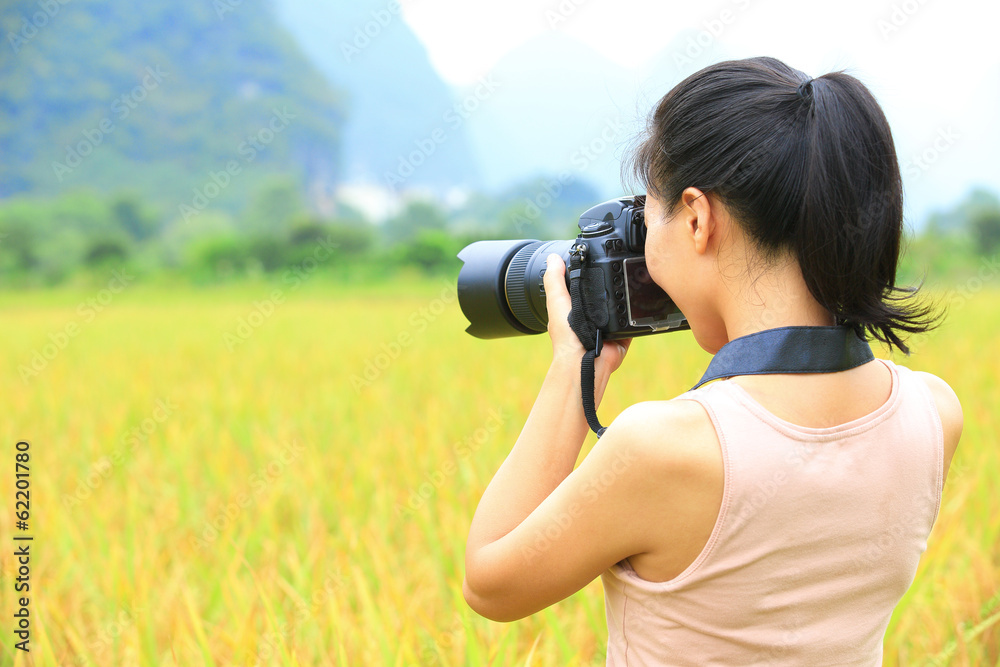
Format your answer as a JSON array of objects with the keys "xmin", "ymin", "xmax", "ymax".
[{"xmin": 0, "ymin": 275, "xmax": 997, "ymax": 666}]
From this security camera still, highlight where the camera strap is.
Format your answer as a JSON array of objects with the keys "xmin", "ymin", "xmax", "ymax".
[
  {"xmin": 690, "ymin": 325, "xmax": 874, "ymax": 390},
  {"xmin": 567, "ymin": 244, "xmax": 612, "ymax": 437}
]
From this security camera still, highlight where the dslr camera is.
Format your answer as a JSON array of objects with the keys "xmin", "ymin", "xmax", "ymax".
[{"xmin": 457, "ymin": 195, "xmax": 689, "ymax": 341}]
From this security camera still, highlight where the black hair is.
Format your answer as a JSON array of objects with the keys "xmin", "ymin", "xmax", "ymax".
[{"xmin": 625, "ymin": 56, "xmax": 938, "ymax": 353}]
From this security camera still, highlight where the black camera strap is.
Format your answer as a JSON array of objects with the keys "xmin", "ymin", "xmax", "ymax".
[
  {"xmin": 567, "ymin": 244, "xmax": 611, "ymax": 437},
  {"xmin": 567, "ymin": 246, "xmax": 875, "ymax": 437},
  {"xmin": 691, "ymin": 325, "xmax": 875, "ymax": 390}
]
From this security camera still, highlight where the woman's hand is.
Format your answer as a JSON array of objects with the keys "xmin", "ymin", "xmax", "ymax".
[{"xmin": 543, "ymin": 254, "xmax": 631, "ymax": 407}]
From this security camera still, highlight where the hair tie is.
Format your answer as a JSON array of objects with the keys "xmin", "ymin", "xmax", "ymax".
[{"xmin": 797, "ymin": 78, "xmax": 815, "ymax": 101}]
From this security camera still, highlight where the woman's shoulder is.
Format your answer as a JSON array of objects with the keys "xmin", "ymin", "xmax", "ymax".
[
  {"xmin": 909, "ymin": 368, "xmax": 964, "ymax": 469},
  {"xmin": 602, "ymin": 399, "xmax": 725, "ymax": 581},
  {"xmin": 888, "ymin": 360, "xmax": 963, "ymax": 470},
  {"xmin": 608, "ymin": 399, "xmax": 721, "ymax": 471}
]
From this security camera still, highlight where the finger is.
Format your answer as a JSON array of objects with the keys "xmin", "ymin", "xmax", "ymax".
[
  {"xmin": 603, "ymin": 338, "xmax": 630, "ymax": 358},
  {"xmin": 599, "ymin": 338, "xmax": 632, "ymax": 373},
  {"xmin": 543, "ymin": 254, "xmax": 572, "ymax": 323},
  {"xmin": 617, "ymin": 338, "xmax": 633, "ymax": 356},
  {"xmin": 614, "ymin": 339, "xmax": 631, "ymax": 368}
]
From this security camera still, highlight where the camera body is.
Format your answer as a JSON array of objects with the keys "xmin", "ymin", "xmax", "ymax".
[{"xmin": 457, "ymin": 196, "xmax": 689, "ymax": 340}]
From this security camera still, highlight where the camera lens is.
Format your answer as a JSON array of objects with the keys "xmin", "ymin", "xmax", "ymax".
[{"xmin": 457, "ymin": 239, "xmax": 573, "ymax": 339}]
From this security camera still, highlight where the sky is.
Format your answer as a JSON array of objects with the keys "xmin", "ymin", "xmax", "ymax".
[{"xmin": 398, "ymin": 0, "xmax": 1000, "ymax": 227}]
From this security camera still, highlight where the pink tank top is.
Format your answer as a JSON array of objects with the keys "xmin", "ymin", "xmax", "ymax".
[{"xmin": 601, "ymin": 358, "xmax": 944, "ymax": 666}]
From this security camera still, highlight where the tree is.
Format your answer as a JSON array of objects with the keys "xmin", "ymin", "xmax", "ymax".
[
  {"xmin": 111, "ymin": 193, "xmax": 160, "ymax": 241},
  {"xmin": 84, "ymin": 239, "xmax": 129, "ymax": 266},
  {"xmin": 241, "ymin": 176, "xmax": 306, "ymax": 236},
  {"xmin": 972, "ymin": 208, "xmax": 1000, "ymax": 256},
  {"xmin": 383, "ymin": 200, "xmax": 448, "ymax": 245},
  {"xmin": 401, "ymin": 229, "xmax": 460, "ymax": 272},
  {"xmin": 0, "ymin": 201, "xmax": 41, "ymax": 274}
]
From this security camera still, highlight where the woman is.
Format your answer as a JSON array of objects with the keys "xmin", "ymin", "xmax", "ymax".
[{"xmin": 462, "ymin": 56, "xmax": 963, "ymax": 665}]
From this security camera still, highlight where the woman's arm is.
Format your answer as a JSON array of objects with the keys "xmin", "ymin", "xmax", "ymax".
[
  {"xmin": 462, "ymin": 389, "xmax": 715, "ymax": 621},
  {"xmin": 463, "ymin": 254, "xmax": 640, "ymax": 619},
  {"xmin": 465, "ymin": 254, "xmax": 630, "ymax": 554}
]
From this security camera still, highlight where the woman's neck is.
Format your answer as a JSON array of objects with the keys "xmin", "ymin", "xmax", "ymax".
[{"xmin": 720, "ymin": 253, "xmax": 836, "ymax": 343}]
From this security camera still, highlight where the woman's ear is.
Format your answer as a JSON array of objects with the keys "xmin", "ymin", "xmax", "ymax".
[{"xmin": 679, "ymin": 187, "xmax": 714, "ymax": 255}]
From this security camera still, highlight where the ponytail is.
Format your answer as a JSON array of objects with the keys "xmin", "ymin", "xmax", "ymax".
[
  {"xmin": 794, "ymin": 73, "xmax": 935, "ymax": 352},
  {"xmin": 625, "ymin": 57, "xmax": 938, "ymax": 353}
]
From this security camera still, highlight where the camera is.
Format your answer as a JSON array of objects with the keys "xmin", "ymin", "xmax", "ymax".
[{"xmin": 457, "ymin": 196, "xmax": 689, "ymax": 340}]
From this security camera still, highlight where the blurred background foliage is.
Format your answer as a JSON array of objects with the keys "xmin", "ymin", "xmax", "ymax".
[{"xmin": 0, "ymin": 180, "xmax": 996, "ymax": 288}]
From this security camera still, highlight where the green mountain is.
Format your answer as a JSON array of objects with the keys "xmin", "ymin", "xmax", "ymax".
[
  {"xmin": 273, "ymin": 0, "xmax": 483, "ymax": 192},
  {"xmin": 0, "ymin": 0, "xmax": 345, "ymax": 217}
]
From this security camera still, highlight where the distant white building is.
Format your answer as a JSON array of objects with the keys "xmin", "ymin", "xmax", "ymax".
[
  {"xmin": 333, "ymin": 182, "xmax": 402, "ymax": 222},
  {"xmin": 333, "ymin": 182, "xmax": 473, "ymax": 222}
]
